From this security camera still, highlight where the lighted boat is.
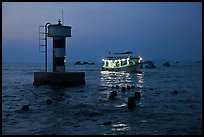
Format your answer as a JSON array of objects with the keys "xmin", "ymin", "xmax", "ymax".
[{"xmin": 101, "ymin": 51, "xmax": 142, "ymax": 73}]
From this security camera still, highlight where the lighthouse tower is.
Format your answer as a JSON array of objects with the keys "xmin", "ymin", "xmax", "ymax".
[
  {"xmin": 33, "ymin": 20, "xmax": 85, "ymax": 86},
  {"xmin": 48, "ymin": 20, "xmax": 71, "ymax": 72}
]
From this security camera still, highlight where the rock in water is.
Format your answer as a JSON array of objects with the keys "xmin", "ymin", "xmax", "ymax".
[
  {"xmin": 172, "ymin": 90, "xmax": 178, "ymax": 95},
  {"xmin": 127, "ymin": 85, "xmax": 131, "ymax": 90},
  {"xmin": 111, "ymin": 91, "xmax": 117, "ymax": 96},
  {"xmin": 109, "ymin": 91, "xmax": 117, "ymax": 100},
  {"xmin": 22, "ymin": 105, "xmax": 29, "ymax": 111},
  {"xmin": 46, "ymin": 98, "xmax": 53, "ymax": 104},
  {"xmin": 127, "ymin": 96, "xmax": 136, "ymax": 109},
  {"xmin": 134, "ymin": 91, "xmax": 141, "ymax": 99}
]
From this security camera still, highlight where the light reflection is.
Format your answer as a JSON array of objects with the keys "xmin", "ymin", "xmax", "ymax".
[
  {"xmin": 135, "ymin": 73, "xmax": 144, "ymax": 88},
  {"xmin": 140, "ymin": 120, "xmax": 147, "ymax": 123},
  {"xmin": 114, "ymin": 103, "xmax": 126, "ymax": 108},
  {"xmin": 100, "ymin": 70, "xmax": 144, "ymax": 88},
  {"xmin": 111, "ymin": 123, "xmax": 129, "ymax": 132},
  {"xmin": 136, "ymin": 84, "xmax": 143, "ymax": 88}
]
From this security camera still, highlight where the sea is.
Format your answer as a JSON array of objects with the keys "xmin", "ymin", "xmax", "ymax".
[{"xmin": 2, "ymin": 61, "xmax": 202, "ymax": 135}]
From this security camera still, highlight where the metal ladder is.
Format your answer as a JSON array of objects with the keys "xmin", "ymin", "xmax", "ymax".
[
  {"xmin": 39, "ymin": 23, "xmax": 51, "ymax": 72},
  {"xmin": 39, "ymin": 26, "xmax": 46, "ymax": 53}
]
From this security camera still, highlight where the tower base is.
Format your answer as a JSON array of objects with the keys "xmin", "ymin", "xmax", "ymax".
[{"xmin": 33, "ymin": 72, "xmax": 85, "ymax": 86}]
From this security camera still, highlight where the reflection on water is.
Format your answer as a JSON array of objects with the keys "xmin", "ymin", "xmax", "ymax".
[
  {"xmin": 136, "ymin": 73, "xmax": 144, "ymax": 88},
  {"xmin": 100, "ymin": 70, "xmax": 144, "ymax": 88},
  {"xmin": 99, "ymin": 70, "xmax": 144, "ymax": 134},
  {"xmin": 114, "ymin": 103, "xmax": 126, "ymax": 108},
  {"xmin": 99, "ymin": 70, "xmax": 144, "ymax": 110},
  {"xmin": 112, "ymin": 123, "xmax": 129, "ymax": 132}
]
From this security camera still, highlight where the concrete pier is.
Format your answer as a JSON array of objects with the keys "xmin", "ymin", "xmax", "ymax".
[{"xmin": 33, "ymin": 72, "xmax": 85, "ymax": 86}]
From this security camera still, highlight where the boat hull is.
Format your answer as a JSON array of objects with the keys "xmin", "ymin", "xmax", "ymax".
[{"xmin": 102, "ymin": 64, "xmax": 141, "ymax": 73}]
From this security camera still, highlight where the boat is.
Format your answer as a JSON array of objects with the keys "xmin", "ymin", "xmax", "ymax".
[{"xmin": 101, "ymin": 51, "xmax": 142, "ymax": 72}]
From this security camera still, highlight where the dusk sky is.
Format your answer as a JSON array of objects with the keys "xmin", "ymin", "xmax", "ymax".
[{"xmin": 2, "ymin": 2, "xmax": 202, "ymax": 64}]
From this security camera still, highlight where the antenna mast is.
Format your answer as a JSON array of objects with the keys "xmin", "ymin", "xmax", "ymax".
[{"xmin": 62, "ymin": 9, "xmax": 64, "ymax": 25}]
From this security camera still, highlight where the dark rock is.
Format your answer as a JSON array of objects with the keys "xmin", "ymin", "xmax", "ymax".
[
  {"xmin": 127, "ymin": 85, "xmax": 131, "ymax": 90},
  {"xmin": 149, "ymin": 88, "xmax": 153, "ymax": 90},
  {"xmin": 111, "ymin": 91, "xmax": 117, "ymax": 96},
  {"xmin": 109, "ymin": 91, "xmax": 117, "ymax": 100},
  {"xmin": 163, "ymin": 61, "xmax": 170, "ymax": 67},
  {"xmin": 74, "ymin": 61, "xmax": 95, "ymax": 65},
  {"xmin": 145, "ymin": 61, "xmax": 156, "ymax": 69},
  {"xmin": 127, "ymin": 96, "xmax": 136, "ymax": 109},
  {"xmin": 109, "ymin": 94, "xmax": 115, "ymax": 100},
  {"xmin": 46, "ymin": 98, "xmax": 53, "ymax": 104},
  {"xmin": 102, "ymin": 121, "xmax": 112, "ymax": 125},
  {"xmin": 116, "ymin": 85, "xmax": 120, "ymax": 89},
  {"xmin": 172, "ymin": 90, "xmax": 178, "ymax": 95},
  {"xmin": 22, "ymin": 105, "xmax": 30, "ymax": 111},
  {"xmin": 83, "ymin": 61, "xmax": 89, "ymax": 65},
  {"xmin": 89, "ymin": 62, "xmax": 95, "ymax": 65},
  {"xmin": 131, "ymin": 85, "xmax": 135, "ymax": 89},
  {"xmin": 74, "ymin": 61, "xmax": 82, "ymax": 65},
  {"xmin": 134, "ymin": 91, "xmax": 141, "ymax": 99},
  {"xmin": 121, "ymin": 87, "xmax": 126, "ymax": 91}
]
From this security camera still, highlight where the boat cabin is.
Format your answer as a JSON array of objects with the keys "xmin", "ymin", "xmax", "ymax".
[{"xmin": 102, "ymin": 54, "xmax": 142, "ymax": 69}]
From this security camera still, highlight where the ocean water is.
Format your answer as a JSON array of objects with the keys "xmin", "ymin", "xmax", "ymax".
[{"xmin": 2, "ymin": 61, "xmax": 202, "ymax": 135}]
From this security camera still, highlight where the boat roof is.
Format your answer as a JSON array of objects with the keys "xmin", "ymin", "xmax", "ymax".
[
  {"xmin": 103, "ymin": 51, "xmax": 142, "ymax": 60},
  {"xmin": 104, "ymin": 54, "xmax": 140, "ymax": 60},
  {"xmin": 113, "ymin": 51, "xmax": 133, "ymax": 55}
]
